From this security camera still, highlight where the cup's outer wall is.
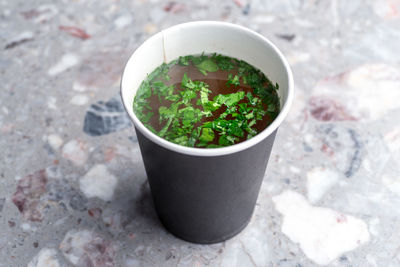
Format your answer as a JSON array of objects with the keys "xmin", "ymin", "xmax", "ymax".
[{"xmin": 136, "ymin": 126, "xmax": 277, "ymax": 244}]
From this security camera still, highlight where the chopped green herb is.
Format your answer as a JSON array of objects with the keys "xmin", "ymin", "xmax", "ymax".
[
  {"xmin": 165, "ymin": 94, "xmax": 180, "ymax": 101},
  {"xmin": 245, "ymin": 111, "xmax": 254, "ymax": 120},
  {"xmin": 248, "ymin": 119, "xmax": 256, "ymax": 127},
  {"xmin": 152, "ymin": 81, "xmax": 173, "ymax": 97},
  {"xmin": 195, "ymin": 58, "xmax": 219, "ymax": 75},
  {"xmin": 226, "ymin": 74, "xmax": 240, "ymax": 87},
  {"xmin": 199, "ymin": 128, "xmax": 215, "ymax": 143},
  {"xmin": 178, "ymin": 56, "xmax": 190, "ymax": 66},
  {"xmin": 137, "ymin": 81, "xmax": 152, "ymax": 99},
  {"xmin": 212, "ymin": 54, "xmax": 234, "ymax": 70},
  {"xmin": 218, "ymin": 135, "xmax": 238, "ymax": 146},
  {"xmin": 181, "ymin": 73, "xmax": 191, "ymax": 88},
  {"xmin": 159, "ymin": 102, "xmax": 181, "ymax": 122},
  {"xmin": 172, "ymin": 135, "xmax": 189, "ymax": 146},
  {"xmin": 158, "ymin": 117, "xmax": 173, "ymax": 137},
  {"xmin": 181, "ymin": 89, "xmax": 197, "ymax": 105},
  {"xmin": 180, "ymin": 106, "xmax": 201, "ymax": 129},
  {"xmin": 214, "ymin": 92, "xmax": 243, "ymax": 108},
  {"xmin": 267, "ymin": 103, "xmax": 276, "ymax": 112},
  {"xmin": 141, "ymin": 112, "xmax": 154, "ymax": 123}
]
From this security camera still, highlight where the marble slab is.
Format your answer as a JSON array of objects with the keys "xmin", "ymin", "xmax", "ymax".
[{"xmin": 1, "ymin": 0, "xmax": 400, "ymax": 266}]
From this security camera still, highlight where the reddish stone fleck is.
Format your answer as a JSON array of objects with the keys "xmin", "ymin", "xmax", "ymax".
[
  {"xmin": 102, "ymin": 211, "xmax": 130, "ymax": 231},
  {"xmin": 163, "ymin": 2, "xmax": 185, "ymax": 13},
  {"xmin": 128, "ymin": 233, "xmax": 135, "ymax": 240},
  {"xmin": 20, "ymin": 9, "xmax": 41, "ymax": 19},
  {"xmin": 321, "ymin": 143, "xmax": 334, "ymax": 157},
  {"xmin": 336, "ymin": 214, "xmax": 347, "ymax": 223},
  {"xmin": 59, "ymin": 26, "xmax": 91, "ymax": 40},
  {"xmin": 309, "ymin": 96, "xmax": 357, "ymax": 122},
  {"xmin": 12, "ymin": 169, "xmax": 47, "ymax": 222},
  {"xmin": 8, "ymin": 220, "xmax": 16, "ymax": 227},
  {"xmin": 234, "ymin": 0, "xmax": 244, "ymax": 7},
  {"xmin": 20, "ymin": 6, "xmax": 57, "ymax": 23},
  {"xmin": 60, "ymin": 229, "xmax": 116, "ymax": 267},
  {"xmin": 104, "ymin": 147, "xmax": 116, "ymax": 162},
  {"xmin": 88, "ymin": 208, "xmax": 102, "ymax": 219},
  {"xmin": 0, "ymin": 123, "xmax": 15, "ymax": 134}
]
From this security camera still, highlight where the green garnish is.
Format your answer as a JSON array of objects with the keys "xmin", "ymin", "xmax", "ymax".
[
  {"xmin": 212, "ymin": 54, "xmax": 235, "ymax": 71},
  {"xmin": 226, "ymin": 74, "xmax": 240, "ymax": 87},
  {"xmin": 133, "ymin": 53, "xmax": 280, "ymax": 148},
  {"xmin": 214, "ymin": 91, "xmax": 245, "ymax": 107},
  {"xmin": 198, "ymin": 128, "xmax": 215, "ymax": 146},
  {"xmin": 195, "ymin": 58, "xmax": 219, "ymax": 75}
]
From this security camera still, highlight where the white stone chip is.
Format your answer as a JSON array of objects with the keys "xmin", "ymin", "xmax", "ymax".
[
  {"xmin": 80, "ymin": 164, "xmax": 118, "ymax": 201},
  {"xmin": 47, "ymin": 134, "xmax": 63, "ymax": 150},
  {"xmin": 114, "ymin": 15, "xmax": 133, "ymax": 29},
  {"xmin": 62, "ymin": 139, "xmax": 88, "ymax": 166},
  {"xmin": 273, "ymin": 190, "xmax": 370, "ymax": 265},
  {"xmin": 307, "ymin": 167, "xmax": 341, "ymax": 203},
  {"xmin": 70, "ymin": 94, "xmax": 89, "ymax": 106},
  {"xmin": 48, "ymin": 53, "xmax": 80, "ymax": 76},
  {"xmin": 28, "ymin": 248, "xmax": 60, "ymax": 267}
]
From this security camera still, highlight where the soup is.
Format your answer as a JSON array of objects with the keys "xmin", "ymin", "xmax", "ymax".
[{"xmin": 133, "ymin": 53, "xmax": 280, "ymax": 148}]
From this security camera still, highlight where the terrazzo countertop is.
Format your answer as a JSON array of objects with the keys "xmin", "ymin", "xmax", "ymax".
[{"xmin": 1, "ymin": 0, "xmax": 400, "ymax": 266}]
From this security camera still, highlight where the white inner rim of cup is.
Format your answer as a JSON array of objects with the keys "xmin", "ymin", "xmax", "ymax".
[{"xmin": 121, "ymin": 21, "xmax": 294, "ymax": 157}]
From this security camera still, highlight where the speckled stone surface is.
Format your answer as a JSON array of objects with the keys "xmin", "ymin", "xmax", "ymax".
[{"xmin": 1, "ymin": 0, "xmax": 400, "ymax": 266}]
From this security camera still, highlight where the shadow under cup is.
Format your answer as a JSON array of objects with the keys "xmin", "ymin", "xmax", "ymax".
[{"xmin": 121, "ymin": 21, "xmax": 294, "ymax": 244}]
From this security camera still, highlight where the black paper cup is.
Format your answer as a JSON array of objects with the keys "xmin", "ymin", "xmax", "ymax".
[{"xmin": 121, "ymin": 21, "xmax": 294, "ymax": 244}]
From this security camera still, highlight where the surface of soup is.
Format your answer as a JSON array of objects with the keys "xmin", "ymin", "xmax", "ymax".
[{"xmin": 133, "ymin": 53, "xmax": 280, "ymax": 148}]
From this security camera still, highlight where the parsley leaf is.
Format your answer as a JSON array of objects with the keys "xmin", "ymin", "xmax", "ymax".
[
  {"xmin": 187, "ymin": 127, "xmax": 201, "ymax": 147},
  {"xmin": 158, "ymin": 117, "xmax": 173, "ymax": 137},
  {"xmin": 191, "ymin": 53, "xmax": 207, "ymax": 65},
  {"xmin": 165, "ymin": 94, "xmax": 180, "ymax": 101},
  {"xmin": 267, "ymin": 103, "xmax": 276, "ymax": 112},
  {"xmin": 172, "ymin": 135, "xmax": 189, "ymax": 146},
  {"xmin": 218, "ymin": 135, "xmax": 238, "ymax": 146},
  {"xmin": 180, "ymin": 106, "xmax": 201, "ymax": 129},
  {"xmin": 202, "ymin": 118, "xmax": 244, "ymax": 137},
  {"xmin": 214, "ymin": 91, "xmax": 245, "ymax": 107},
  {"xmin": 137, "ymin": 81, "xmax": 152, "ymax": 99},
  {"xmin": 141, "ymin": 112, "xmax": 154, "ymax": 123},
  {"xmin": 195, "ymin": 58, "xmax": 219, "ymax": 75},
  {"xmin": 178, "ymin": 55, "xmax": 191, "ymax": 66},
  {"xmin": 159, "ymin": 102, "xmax": 181, "ymax": 122},
  {"xmin": 199, "ymin": 128, "xmax": 215, "ymax": 143},
  {"xmin": 226, "ymin": 74, "xmax": 240, "ymax": 87},
  {"xmin": 212, "ymin": 54, "xmax": 234, "ymax": 70},
  {"xmin": 152, "ymin": 81, "xmax": 174, "ymax": 97},
  {"xmin": 181, "ymin": 72, "xmax": 190, "ymax": 88},
  {"xmin": 181, "ymin": 90, "xmax": 197, "ymax": 105}
]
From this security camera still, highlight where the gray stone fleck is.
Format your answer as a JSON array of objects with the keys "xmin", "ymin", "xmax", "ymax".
[
  {"xmin": 69, "ymin": 193, "xmax": 88, "ymax": 212},
  {"xmin": 0, "ymin": 198, "xmax": 5, "ymax": 213},
  {"xmin": 83, "ymin": 96, "xmax": 132, "ymax": 136}
]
